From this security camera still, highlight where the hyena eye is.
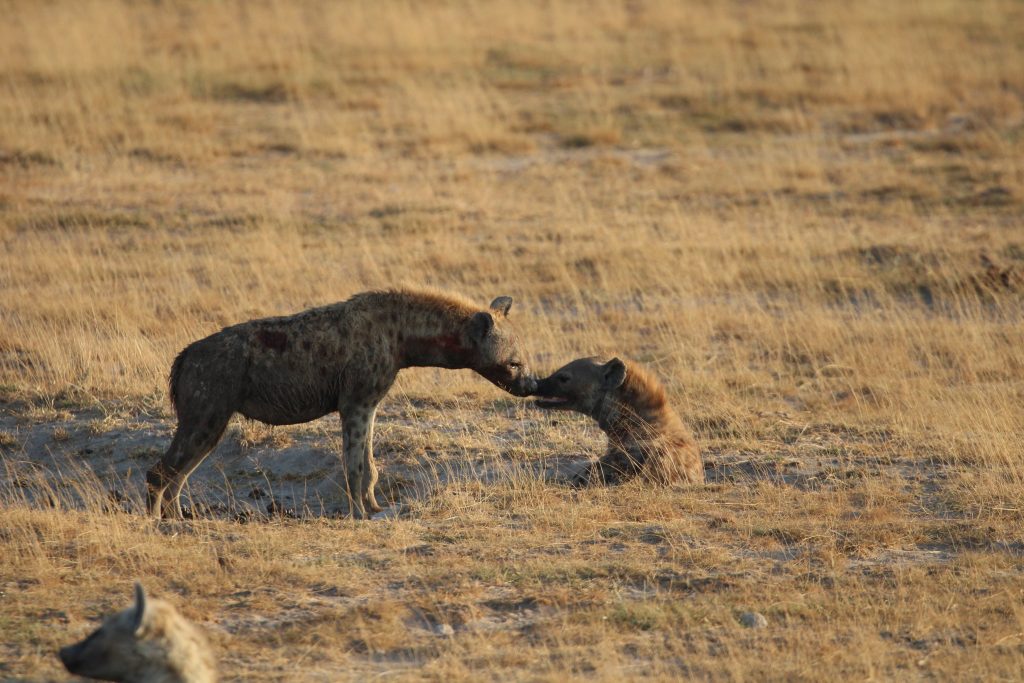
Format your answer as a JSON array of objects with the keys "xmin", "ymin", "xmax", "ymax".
[{"xmin": 508, "ymin": 362, "xmax": 522, "ymax": 370}]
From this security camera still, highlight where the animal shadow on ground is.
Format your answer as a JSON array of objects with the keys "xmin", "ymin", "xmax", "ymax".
[{"xmin": 1, "ymin": 406, "xmax": 884, "ymax": 523}]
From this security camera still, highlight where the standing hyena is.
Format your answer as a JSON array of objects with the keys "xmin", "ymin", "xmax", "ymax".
[
  {"xmin": 59, "ymin": 583, "xmax": 216, "ymax": 683},
  {"xmin": 532, "ymin": 357, "xmax": 703, "ymax": 486},
  {"xmin": 147, "ymin": 289, "xmax": 536, "ymax": 519}
]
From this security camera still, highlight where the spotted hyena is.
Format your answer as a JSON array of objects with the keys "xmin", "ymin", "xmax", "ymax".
[
  {"xmin": 59, "ymin": 583, "xmax": 216, "ymax": 683},
  {"xmin": 147, "ymin": 289, "xmax": 536, "ymax": 519},
  {"xmin": 532, "ymin": 357, "xmax": 703, "ymax": 486}
]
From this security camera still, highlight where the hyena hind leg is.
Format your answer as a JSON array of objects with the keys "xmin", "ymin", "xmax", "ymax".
[{"xmin": 147, "ymin": 410, "xmax": 232, "ymax": 519}]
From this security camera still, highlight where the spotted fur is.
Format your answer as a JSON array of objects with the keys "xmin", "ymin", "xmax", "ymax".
[{"xmin": 147, "ymin": 288, "xmax": 536, "ymax": 519}]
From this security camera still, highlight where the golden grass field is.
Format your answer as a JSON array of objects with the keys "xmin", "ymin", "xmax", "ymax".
[{"xmin": 2, "ymin": 0, "xmax": 1023, "ymax": 679}]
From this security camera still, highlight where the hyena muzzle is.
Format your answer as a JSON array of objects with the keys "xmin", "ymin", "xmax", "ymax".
[{"xmin": 146, "ymin": 289, "xmax": 536, "ymax": 520}]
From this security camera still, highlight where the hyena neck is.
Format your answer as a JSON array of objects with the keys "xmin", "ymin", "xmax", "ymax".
[
  {"xmin": 153, "ymin": 661, "xmax": 216, "ymax": 683},
  {"xmin": 400, "ymin": 331, "xmax": 474, "ymax": 369},
  {"xmin": 134, "ymin": 667, "xmax": 188, "ymax": 683},
  {"xmin": 595, "ymin": 366, "xmax": 668, "ymax": 443},
  {"xmin": 137, "ymin": 652, "xmax": 215, "ymax": 683},
  {"xmin": 177, "ymin": 647, "xmax": 218, "ymax": 683},
  {"xmin": 596, "ymin": 395, "xmax": 644, "ymax": 444},
  {"xmin": 388, "ymin": 292, "xmax": 477, "ymax": 370}
]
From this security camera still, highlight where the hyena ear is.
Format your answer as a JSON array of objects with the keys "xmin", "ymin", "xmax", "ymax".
[
  {"xmin": 602, "ymin": 358, "xmax": 627, "ymax": 390},
  {"xmin": 132, "ymin": 583, "xmax": 148, "ymax": 635},
  {"xmin": 468, "ymin": 311, "xmax": 494, "ymax": 344},
  {"xmin": 489, "ymin": 296, "xmax": 513, "ymax": 317}
]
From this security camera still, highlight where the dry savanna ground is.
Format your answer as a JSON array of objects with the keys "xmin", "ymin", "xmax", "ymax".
[{"xmin": 1, "ymin": 0, "xmax": 1023, "ymax": 680}]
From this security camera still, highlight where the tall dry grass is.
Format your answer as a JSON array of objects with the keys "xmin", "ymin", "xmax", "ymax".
[{"xmin": 1, "ymin": 0, "xmax": 1023, "ymax": 680}]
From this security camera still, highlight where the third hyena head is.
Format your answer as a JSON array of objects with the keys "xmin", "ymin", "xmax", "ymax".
[
  {"xmin": 532, "ymin": 357, "xmax": 627, "ymax": 417},
  {"xmin": 60, "ymin": 583, "xmax": 157, "ymax": 682},
  {"xmin": 466, "ymin": 296, "xmax": 537, "ymax": 397},
  {"xmin": 59, "ymin": 583, "xmax": 214, "ymax": 683}
]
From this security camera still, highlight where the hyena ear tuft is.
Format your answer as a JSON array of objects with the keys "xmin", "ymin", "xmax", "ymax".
[
  {"xmin": 489, "ymin": 296, "xmax": 513, "ymax": 317},
  {"xmin": 132, "ymin": 583, "xmax": 148, "ymax": 635},
  {"xmin": 468, "ymin": 311, "xmax": 494, "ymax": 343},
  {"xmin": 602, "ymin": 358, "xmax": 627, "ymax": 390}
]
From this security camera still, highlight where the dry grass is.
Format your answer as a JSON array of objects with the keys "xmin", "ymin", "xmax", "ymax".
[{"xmin": 1, "ymin": 0, "xmax": 1023, "ymax": 680}]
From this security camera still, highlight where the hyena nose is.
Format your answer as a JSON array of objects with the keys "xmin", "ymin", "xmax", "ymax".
[
  {"xmin": 59, "ymin": 644, "xmax": 82, "ymax": 669},
  {"xmin": 522, "ymin": 376, "xmax": 538, "ymax": 396}
]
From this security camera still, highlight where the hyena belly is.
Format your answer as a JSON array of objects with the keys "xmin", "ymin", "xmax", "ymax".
[
  {"xmin": 178, "ymin": 325, "xmax": 343, "ymax": 426},
  {"xmin": 237, "ymin": 324, "xmax": 397, "ymax": 423},
  {"xmin": 235, "ymin": 321, "xmax": 348, "ymax": 423},
  {"xmin": 237, "ymin": 386, "xmax": 339, "ymax": 425},
  {"xmin": 237, "ymin": 335, "xmax": 345, "ymax": 425}
]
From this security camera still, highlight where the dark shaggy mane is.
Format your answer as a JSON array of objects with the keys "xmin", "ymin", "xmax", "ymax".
[
  {"xmin": 619, "ymin": 361, "xmax": 669, "ymax": 413},
  {"xmin": 349, "ymin": 287, "xmax": 486, "ymax": 323}
]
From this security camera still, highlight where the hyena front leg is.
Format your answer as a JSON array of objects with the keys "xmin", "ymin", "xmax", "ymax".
[
  {"xmin": 341, "ymin": 404, "xmax": 375, "ymax": 520},
  {"xmin": 362, "ymin": 406, "xmax": 384, "ymax": 514},
  {"xmin": 593, "ymin": 448, "xmax": 643, "ymax": 486}
]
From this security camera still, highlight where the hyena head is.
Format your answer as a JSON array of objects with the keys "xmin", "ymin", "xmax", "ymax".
[
  {"xmin": 533, "ymin": 357, "xmax": 627, "ymax": 417},
  {"xmin": 59, "ymin": 583, "xmax": 194, "ymax": 682},
  {"xmin": 466, "ymin": 296, "xmax": 537, "ymax": 397}
]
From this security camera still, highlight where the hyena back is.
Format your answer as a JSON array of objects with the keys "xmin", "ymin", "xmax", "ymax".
[
  {"xmin": 533, "ymin": 357, "xmax": 703, "ymax": 486},
  {"xmin": 147, "ymin": 288, "xmax": 536, "ymax": 519},
  {"xmin": 59, "ymin": 583, "xmax": 216, "ymax": 683}
]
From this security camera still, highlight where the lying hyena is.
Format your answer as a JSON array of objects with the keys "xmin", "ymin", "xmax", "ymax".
[
  {"xmin": 532, "ymin": 357, "xmax": 703, "ymax": 486},
  {"xmin": 59, "ymin": 583, "xmax": 216, "ymax": 683},
  {"xmin": 147, "ymin": 289, "xmax": 536, "ymax": 519}
]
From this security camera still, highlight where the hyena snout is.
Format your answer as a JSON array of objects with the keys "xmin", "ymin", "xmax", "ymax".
[
  {"xmin": 532, "ymin": 373, "xmax": 583, "ymax": 410},
  {"xmin": 58, "ymin": 642, "xmax": 86, "ymax": 672},
  {"xmin": 532, "ymin": 374, "xmax": 570, "ymax": 399},
  {"xmin": 507, "ymin": 366, "xmax": 538, "ymax": 397},
  {"xmin": 58, "ymin": 637, "xmax": 117, "ymax": 681},
  {"xmin": 480, "ymin": 364, "xmax": 537, "ymax": 397}
]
